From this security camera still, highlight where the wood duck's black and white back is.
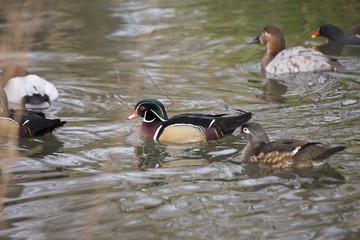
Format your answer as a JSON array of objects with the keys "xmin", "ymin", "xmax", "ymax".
[
  {"xmin": 128, "ymin": 99, "xmax": 252, "ymax": 144},
  {"xmin": 240, "ymin": 123, "xmax": 345, "ymax": 169},
  {"xmin": 0, "ymin": 86, "xmax": 65, "ymax": 138}
]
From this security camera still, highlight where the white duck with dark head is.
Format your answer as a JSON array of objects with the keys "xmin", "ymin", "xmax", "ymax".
[{"xmin": 1, "ymin": 63, "xmax": 59, "ymax": 109}]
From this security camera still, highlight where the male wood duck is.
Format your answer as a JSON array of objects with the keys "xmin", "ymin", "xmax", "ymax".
[
  {"xmin": 128, "ymin": 99, "xmax": 252, "ymax": 144},
  {"xmin": 249, "ymin": 25, "xmax": 344, "ymax": 74},
  {"xmin": 0, "ymin": 87, "xmax": 66, "ymax": 138},
  {"xmin": 312, "ymin": 24, "xmax": 360, "ymax": 45},
  {"xmin": 239, "ymin": 123, "xmax": 345, "ymax": 169},
  {"xmin": 1, "ymin": 63, "xmax": 59, "ymax": 109}
]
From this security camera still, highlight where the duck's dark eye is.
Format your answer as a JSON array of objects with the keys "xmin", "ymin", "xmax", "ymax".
[
  {"xmin": 139, "ymin": 106, "xmax": 146, "ymax": 111},
  {"xmin": 242, "ymin": 127, "xmax": 250, "ymax": 134}
]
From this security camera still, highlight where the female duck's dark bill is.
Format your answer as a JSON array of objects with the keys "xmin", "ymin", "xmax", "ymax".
[{"xmin": 248, "ymin": 35, "xmax": 260, "ymax": 45}]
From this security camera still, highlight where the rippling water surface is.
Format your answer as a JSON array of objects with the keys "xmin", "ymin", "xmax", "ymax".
[{"xmin": 1, "ymin": 0, "xmax": 360, "ymax": 239}]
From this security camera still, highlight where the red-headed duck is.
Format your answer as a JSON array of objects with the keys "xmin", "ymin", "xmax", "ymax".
[{"xmin": 249, "ymin": 25, "xmax": 344, "ymax": 74}]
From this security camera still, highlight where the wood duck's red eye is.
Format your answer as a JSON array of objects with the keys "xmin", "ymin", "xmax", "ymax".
[{"xmin": 139, "ymin": 106, "xmax": 146, "ymax": 111}]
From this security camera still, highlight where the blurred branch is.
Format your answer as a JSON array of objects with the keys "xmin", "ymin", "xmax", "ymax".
[
  {"xmin": 0, "ymin": 0, "xmax": 43, "ymax": 229},
  {"xmin": 0, "ymin": 0, "xmax": 43, "ymax": 65},
  {"xmin": 143, "ymin": 64, "xmax": 174, "ymax": 104}
]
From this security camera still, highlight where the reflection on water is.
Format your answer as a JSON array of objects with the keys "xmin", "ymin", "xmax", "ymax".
[
  {"xmin": 1, "ymin": 0, "xmax": 360, "ymax": 239},
  {"xmin": 248, "ymin": 78, "xmax": 288, "ymax": 104},
  {"xmin": 134, "ymin": 137, "xmax": 242, "ymax": 169},
  {"xmin": 242, "ymin": 162, "xmax": 345, "ymax": 183},
  {"xmin": 311, "ymin": 41, "xmax": 360, "ymax": 56}
]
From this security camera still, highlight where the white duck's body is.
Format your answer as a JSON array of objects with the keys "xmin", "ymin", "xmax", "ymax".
[
  {"xmin": 266, "ymin": 46, "xmax": 339, "ymax": 74},
  {"xmin": 2, "ymin": 63, "xmax": 59, "ymax": 109}
]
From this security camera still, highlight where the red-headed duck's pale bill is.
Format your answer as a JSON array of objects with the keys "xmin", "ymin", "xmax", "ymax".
[
  {"xmin": 312, "ymin": 28, "xmax": 321, "ymax": 39},
  {"xmin": 127, "ymin": 111, "xmax": 139, "ymax": 120}
]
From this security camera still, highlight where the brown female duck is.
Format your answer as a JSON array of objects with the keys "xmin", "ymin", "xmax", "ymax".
[{"xmin": 240, "ymin": 123, "xmax": 345, "ymax": 169}]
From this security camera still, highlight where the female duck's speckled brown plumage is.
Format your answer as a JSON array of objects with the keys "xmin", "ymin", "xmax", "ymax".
[
  {"xmin": 240, "ymin": 123, "xmax": 345, "ymax": 169},
  {"xmin": 249, "ymin": 25, "xmax": 344, "ymax": 74}
]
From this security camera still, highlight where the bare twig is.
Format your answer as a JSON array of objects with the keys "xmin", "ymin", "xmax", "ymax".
[
  {"xmin": 113, "ymin": 63, "xmax": 121, "ymax": 84},
  {"xmin": 299, "ymin": 79, "xmax": 337, "ymax": 102},
  {"xmin": 118, "ymin": 96, "xmax": 134, "ymax": 109},
  {"xmin": 0, "ymin": 0, "xmax": 43, "ymax": 65},
  {"xmin": 0, "ymin": 0, "xmax": 43, "ymax": 228},
  {"xmin": 113, "ymin": 63, "xmax": 133, "ymax": 109},
  {"xmin": 143, "ymin": 64, "xmax": 174, "ymax": 104}
]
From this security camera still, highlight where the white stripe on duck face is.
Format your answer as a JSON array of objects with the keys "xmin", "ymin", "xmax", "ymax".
[
  {"xmin": 143, "ymin": 110, "xmax": 155, "ymax": 123},
  {"xmin": 143, "ymin": 109, "xmax": 167, "ymax": 123},
  {"xmin": 151, "ymin": 109, "xmax": 167, "ymax": 122}
]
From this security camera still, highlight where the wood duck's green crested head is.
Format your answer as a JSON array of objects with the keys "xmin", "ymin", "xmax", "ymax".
[
  {"xmin": 240, "ymin": 122, "xmax": 270, "ymax": 144},
  {"xmin": 128, "ymin": 99, "xmax": 168, "ymax": 123}
]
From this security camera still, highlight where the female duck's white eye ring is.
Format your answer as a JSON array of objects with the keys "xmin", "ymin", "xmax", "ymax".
[{"xmin": 242, "ymin": 127, "xmax": 250, "ymax": 134}]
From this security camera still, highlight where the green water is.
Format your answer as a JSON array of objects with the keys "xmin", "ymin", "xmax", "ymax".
[{"xmin": 1, "ymin": 0, "xmax": 360, "ymax": 239}]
